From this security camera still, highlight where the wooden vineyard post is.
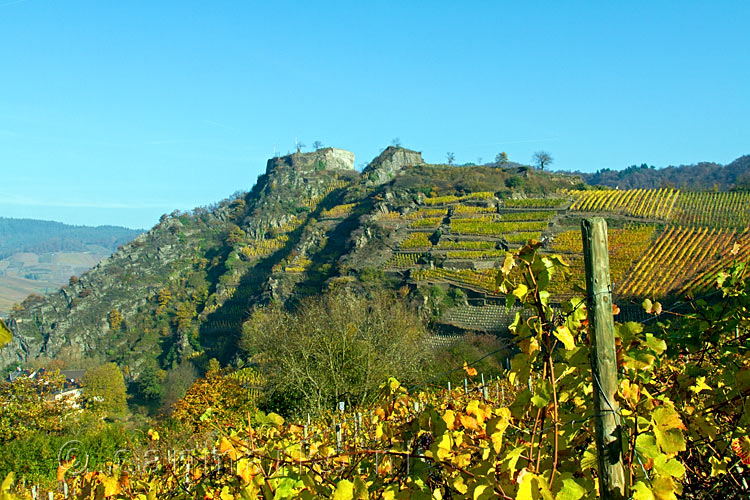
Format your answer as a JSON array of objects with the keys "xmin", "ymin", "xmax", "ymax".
[{"xmin": 581, "ymin": 218, "xmax": 626, "ymax": 499}]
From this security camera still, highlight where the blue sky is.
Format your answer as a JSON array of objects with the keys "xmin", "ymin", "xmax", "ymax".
[{"xmin": 1, "ymin": 1, "xmax": 748, "ymax": 229}]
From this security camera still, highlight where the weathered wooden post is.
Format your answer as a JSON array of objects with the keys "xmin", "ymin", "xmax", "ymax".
[{"xmin": 581, "ymin": 217, "xmax": 626, "ymax": 499}]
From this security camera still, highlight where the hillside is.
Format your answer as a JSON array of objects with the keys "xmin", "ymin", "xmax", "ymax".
[
  {"xmin": 1, "ymin": 146, "xmax": 748, "ymax": 382},
  {"xmin": 578, "ymin": 154, "xmax": 750, "ymax": 190}
]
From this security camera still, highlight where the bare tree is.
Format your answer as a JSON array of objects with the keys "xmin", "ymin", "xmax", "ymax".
[
  {"xmin": 495, "ymin": 152, "xmax": 509, "ymax": 167},
  {"xmin": 312, "ymin": 140, "xmax": 324, "ymax": 151},
  {"xmin": 446, "ymin": 152, "xmax": 456, "ymax": 165},
  {"xmin": 532, "ymin": 151, "xmax": 553, "ymax": 171},
  {"xmin": 391, "ymin": 137, "xmax": 402, "ymax": 147}
]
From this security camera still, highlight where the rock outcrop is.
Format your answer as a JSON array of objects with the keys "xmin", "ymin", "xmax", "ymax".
[
  {"xmin": 363, "ymin": 147, "xmax": 424, "ymax": 186},
  {"xmin": 265, "ymin": 148, "xmax": 355, "ymax": 175}
]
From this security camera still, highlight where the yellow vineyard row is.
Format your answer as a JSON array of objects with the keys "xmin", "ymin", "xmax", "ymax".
[
  {"xmin": 570, "ymin": 188, "xmax": 679, "ymax": 219},
  {"xmin": 618, "ymin": 226, "xmax": 744, "ymax": 298},
  {"xmin": 671, "ymin": 191, "xmax": 750, "ymax": 228}
]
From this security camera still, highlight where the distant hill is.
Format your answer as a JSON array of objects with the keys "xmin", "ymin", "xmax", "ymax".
[
  {"xmin": 576, "ymin": 155, "xmax": 750, "ymax": 190},
  {"xmin": 0, "ymin": 219, "xmax": 142, "ymax": 316},
  {"xmin": 0, "ymin": 218, "xmax": 142, "ymax": 260}
]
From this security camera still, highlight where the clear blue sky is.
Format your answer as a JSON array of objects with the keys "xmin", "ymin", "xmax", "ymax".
[{"xmin": 1, "ymin": 1, "xmax": 748, "ymax": 229}]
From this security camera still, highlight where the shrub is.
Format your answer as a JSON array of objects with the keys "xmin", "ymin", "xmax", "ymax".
[{"xmin": 240, "ymin": 290, "xmax": 431, "ymax": 415}]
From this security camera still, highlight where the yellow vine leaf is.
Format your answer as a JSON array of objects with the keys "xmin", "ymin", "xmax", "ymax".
[
  {"xmin": 631, "ymin": 481, "xmax": 655, "ymax": 500},
  {"xmin": 653, "ymin": 454, "xmax": 686, "ymax": 478},
  {"xmin": 452, "ymin": 475, "xmax": 468, "ymax": 494},
  {"xmin": 459, "ymin": 414, "xmax": 479, "ymax": 431},
  {"xmin": 500, "ymin": 252, "xmax": 515, "ymax": 275},
  {"xmin": 433, "ymin": 433, "xmax": 452, "ymax": 460},
  {"xmin": 0, "ymin": 319, "xmax": 11, "ymax": 348},
  {"xmin": 501, "ymin": 446, "xmax": 525, "ymax": 478},
  {"xmin": 688, "ymin": 376, "xmax": 711, "ymax": 394},
  {"xmin": 219, "ymin": 485, "xmax": 234, "ymax": 500},
  {"xmin": 266, "ymin": 413, "xmax": 284, "ymax": 427},
  {"xmin": 442, "ymin": 410, "xmax": 456, "ymax": 430},
  {"xmin": 470, "ymin": 481, "xmax": 494, "ymax": 500},
  {"xmin": 454, "ymin": 452, "xmax": 472, "ymax": 468},
  {"xmin": 465, "ymin": 400, "xmax": 492, "ymax": 424},
  {"xmin": 219, "ymin": 437, "xmax": 239, "ymax": 461},
  {"xmin": 236, "ymin": 458, "xmax": 254, "ymax": 484},
  {"xmin": 517, "ymin": 471, "xmax": 553, "ymax": 500},
  {"xmin": 555, "ymin": 474, "xmax": 586, "ymax": 500},
  {"xmin": 652, "ymin": 407, "xmax": 686, "ymax": 454},
  {"xmin": 652, "ymin": 301, "xmax": 662, "ymax": 315},
  {"xmin": 332, "ymin": 479, "xmax": 354, "ymax": 500},
  {"xmin": 1, "ymin": 473, "xmax": 14, "ymax": 493},
  {"xmin": 651, "ymin": 476, "xmax": 678, "ymax": 500},
  {"xmin": 487, "ymin": 409, "xmax": 511, "ymax": 454},
  {"xmin": 553, "ymin": 325, "xmax": 576, "ymax": 350},
  {"xmin": 709, "ymin": 456, "xmax": 731, "ymax": 476},
  {"xmin": 100, "ymin": 474, "xmax": 121, "ymax": 497}
]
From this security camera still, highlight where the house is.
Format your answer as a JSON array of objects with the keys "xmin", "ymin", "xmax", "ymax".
[{"xmin": 5, "ymin": 367, "xmax": 84, "ymax": 408}]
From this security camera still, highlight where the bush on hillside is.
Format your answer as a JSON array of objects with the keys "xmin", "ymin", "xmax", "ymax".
[{"xmin": 240, "ymin": 289, "xmax": 431, "ymax": 415}]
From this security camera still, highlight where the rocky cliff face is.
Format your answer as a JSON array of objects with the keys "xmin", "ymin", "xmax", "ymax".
[
  {"xmin": 363, "ymin": 147, "xmax": 424, "ymax": 186},
  {"xmin": 0, "ymin": 217, "xmax": 205, "ymax": 370}
]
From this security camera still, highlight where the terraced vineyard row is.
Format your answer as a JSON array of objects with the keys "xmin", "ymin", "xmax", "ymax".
[
  {"xmin": 409, "ymin": 216, "xmax": 443, "ymax": 229},
  {"xmin": 450, "ymin": 219, "xmax": 549, "ymax": 236},
  {"xmin": 618, "ymin": 226, "xmax": 743, "ymax": 298},
  {"xmin": 444, "ymin": 249, "xmax": 506, "ymax": 259},
  {"xmin": 238, "ymin": 235, "xmax": 289, "ymax": 258},
  {"xmin": 320, "ymin": 203, "xmax": 355, "ymax": 218},
  {"xmin": 670, "ymin": 191, "xmax": 750, "ymax": 228},
  {"xmin": 399, "ymin": 232, "xmax": 433, "ymax": 249},
  {"xmin": 435, "ymin": 235, "xmax": 544, "ymax": 249},
  {"xmin": 570, "ymin": 188, "xmax": 678, "ymax": 219},
  {"xmin": 412, "ymin": 267, "xmax": 498, "ymax": 294},
  {"xmin": 384, "ymin": 252, "xmax": 424, "ymax": 269},
  {"xmin": 301, "ymin": 179, "xmax": 352, "ymax": 208},
  {"xmin": 436, "ymin": 240, "xmax": 495, "ymax": 250},
  {"xmin": 272, "ymin": 256, "xmax": 312, "ymax": 273},
  {"xmin": 450, "ymin": 211, "xmax": 553, "ymax": 222},
  {"xmin": 452, "ymin": 205, "xmax": 497, "ymax": 215},
  {"xmin": 502, "ymin": 197, "xmax": 568, "ymax": 208},
  {"xmin": 422, "ymin": 191, "xmax": 494, "ymax": 205}
]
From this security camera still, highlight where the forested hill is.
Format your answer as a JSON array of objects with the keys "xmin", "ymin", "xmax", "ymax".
[
  {"xmin": 0, "ymin": 218, "xmax": 143, "ymax": 259},
  {"xmin": 577, "ymin": 154, "xmax": 749, "ymax": 190}
]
